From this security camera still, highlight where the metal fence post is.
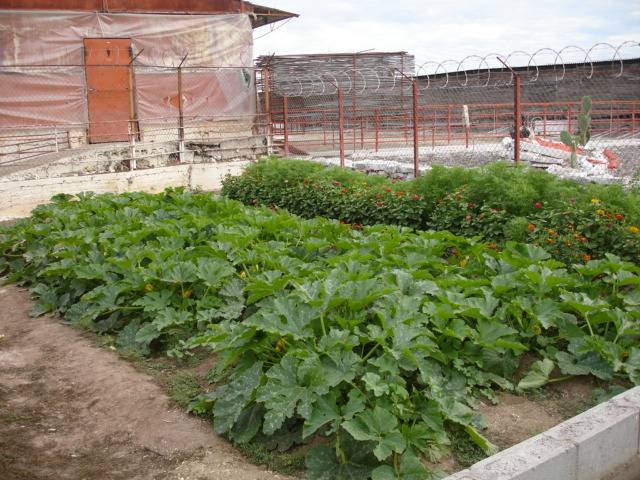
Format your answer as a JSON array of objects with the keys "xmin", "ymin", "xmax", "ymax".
[
  {"xmin": 412, "ymin": 80, "xmax": 420, "ymax": 177},
  {"xmin": 177, "ymin": 64, "xmax": 185, "ymax": 163},
  {"xmin": 337, "ymin": 88, "xmax": 345, "ymax": 167},
  {"xmin": 263, "ymin": 67, "xmax": 274, "ymax": 155},
  {"xmin": 514, "ymin": 74, "xmax": 521, "ymax": 164},
  {"xmin": 283, "ymin": 95, "xmax": 290, "ymax": 157},
  {"xmin": 128, "ymin": 120, "xmax": 137, "ymax": 170},
  {"xmin": 374, "ymin": 108, "xmax": 380, "ymax": 152}
]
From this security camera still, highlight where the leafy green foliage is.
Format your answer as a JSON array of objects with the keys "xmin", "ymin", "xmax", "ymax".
[
  {"xmin": 222, "ymin": 159, "xmax": 640, "ymax": 263},
  {"xmin": 1, "ymin": 190, "xmax": 639, "ymax": 480}
]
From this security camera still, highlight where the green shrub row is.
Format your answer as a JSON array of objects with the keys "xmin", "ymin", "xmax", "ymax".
[{"xmin": 221, "ymin": 159, "xmax": 640, "ymax": 264}]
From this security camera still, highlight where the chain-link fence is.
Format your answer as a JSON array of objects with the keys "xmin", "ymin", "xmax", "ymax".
[
  {"xmin": 260, "ymin": 42, "xmax": 640, "ymax": 182},
  {"xmin": 0, "ymin": 60, "xmax": 269, "ymax": 180}
]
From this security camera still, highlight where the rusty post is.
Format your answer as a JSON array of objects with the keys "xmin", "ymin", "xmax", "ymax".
[
  {"xmin": 177, "ymin": 65, "xmax": 185, "ymax": 163},
  {"xmin": 447, "ymin": 105, "xmax": 452, "ymax": 145},
  {"xmin": 514, "ymin": 74, "xmax": 521, "ymax": 164},
  {"xmin": 263, "ymin": 67, "xmax": 274, "ymax": 154},
  {"xmin": 412, "ymin": 80, "xmax": 420, "ymax": 177},
  {"xmin": 283, "ymin": 95, "xmax": 289, "ymax": 157},
  {"xmin": 337, "ymin": 88, "xmax": 345, "ymax": 167},
  {"xmin": 322, "ymin": 111, "xmax": 327, "ymax": 145},
  {"xmin": 431, "ymin": 108, "xmax": 436, "ymax": 148},
  {"xmin": 374, "ymin": 108, "xmax": 380, "ymax": 152}
]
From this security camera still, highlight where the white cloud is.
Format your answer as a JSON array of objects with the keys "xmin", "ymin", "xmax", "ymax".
[{"xmin": 254, "ymin": 0, "xmax": 639, "ymax": 68}]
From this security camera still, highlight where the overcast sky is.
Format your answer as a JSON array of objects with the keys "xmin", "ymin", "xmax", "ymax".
[{"xmin": 253, "ymin": 0, "xmax": 640, "ymax": 70}]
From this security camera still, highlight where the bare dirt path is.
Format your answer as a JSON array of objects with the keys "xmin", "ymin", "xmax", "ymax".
[{"xmin": 0, "ymin": 285, "xmax": 289, "ymax": 480}]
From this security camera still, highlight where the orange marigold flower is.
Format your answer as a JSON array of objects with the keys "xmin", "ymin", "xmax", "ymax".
[
  {"xmin": 340, "ymin": 188, "xmax": 347, "ymax": 194},
  {"xmin": 527, "ymin": 223, "xmax": 536, "ymax": 233},
  {"xmin": 395, "ymin": 191, "xmax": 405, "ymax": 196},
  {"xmin": 547, "ymin": 229, "xmax": 557, "ymax": 236},
  {"xmin": 582, "ymin": 254, "xmax": 592, "ymax": 262},
  {"xmin": 385, "ymin": 188, "xmax": 393, "ymax": 193},
  {"xmin": 375, "ymin": 193, "xmax": 384, "ymax": 199},
  {"xmin": 411, "ymin": 194, "xmax": 421, "ymax": 201}
]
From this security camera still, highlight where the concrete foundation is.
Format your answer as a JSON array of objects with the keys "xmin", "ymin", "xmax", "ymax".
[
  {"xmin": 0, "ymin": 161, "xmax": 248, "ymax": 221},
  {"xmin": 445, "ymin": 387, "xmax": 640, "ymax": 480}
]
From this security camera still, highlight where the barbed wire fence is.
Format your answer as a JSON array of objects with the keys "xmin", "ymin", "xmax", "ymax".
[
  {"xmin": 259, "ymin": 41, "xmax": 640, "ymax": 181},
  {"xmin": 1, "ymin": 42, "xmax": 638, "ymax": 184}
]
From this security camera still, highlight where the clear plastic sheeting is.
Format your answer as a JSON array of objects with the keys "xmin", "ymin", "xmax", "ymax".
[{"xmin": 0, "ymin": 11, "xmax": 255, "ymax": 127}]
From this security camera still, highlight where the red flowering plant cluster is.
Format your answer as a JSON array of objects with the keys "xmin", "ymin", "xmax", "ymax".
[
  {"xmin": 428, "ymin": 187, "xmax": 509, "ymax": 241},
  {"xmin": 522, "ymin": 198, "xmax": 639, "ymax": 264}
]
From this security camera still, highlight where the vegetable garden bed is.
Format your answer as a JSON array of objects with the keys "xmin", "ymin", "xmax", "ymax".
[{"xmin": 1, "ymin": 189, "xmax": 639, "ymax": 479}]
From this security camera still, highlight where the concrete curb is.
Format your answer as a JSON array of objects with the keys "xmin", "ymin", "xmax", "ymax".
[{"xmin": 445, "ymin": 386, "xmax": 640, "ymax": 480}]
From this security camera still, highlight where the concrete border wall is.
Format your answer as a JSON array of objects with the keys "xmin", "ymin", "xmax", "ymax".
[
  {"xmin": 445, "ymin": 386, "xmax": 640, "ymax": 480},
  {"xmin": 0, "ymin": 161, "xmax": 248, "ymax": 221}
]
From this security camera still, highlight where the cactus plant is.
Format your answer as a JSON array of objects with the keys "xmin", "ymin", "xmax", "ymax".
[{"xmin": 560, "ymin": 96, "xmax": 592, "ymax": 168}]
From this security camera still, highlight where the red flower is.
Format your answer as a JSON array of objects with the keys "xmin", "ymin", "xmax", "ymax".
[
  {"xmin": 615, "ymin": 213, "xmax": 624, "ymax": 221},
  {"xmin": 411, "ymin": 194, "xmax": 421, "ymax": 201},
  {"xmin": 384, "ymin": 188, "xmax": 393, "ymax": 193},
  {"xmin": 333, "ymin": 181, "xmax": 341, "ymax": 187},
  {"xmin": 375, "ymin": 201, "xmax": 384, "ymax": 207},
  {"xmin": 391, "ymin": 179, "xmax": 397, "ymax": 184},
  {"xmin": 534, "ymin": 202, "xmax": 542, "ymax": 209},
  {"xmin": 467, "ymin": 203, "xmax": 476, "ymax": 210},
  {"xmin": 340, "ymin": 188, "xmax": 347, "ymax": 194}
]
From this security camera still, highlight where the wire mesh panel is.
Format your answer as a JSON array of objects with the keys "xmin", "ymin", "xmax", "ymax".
[
  {"xmin": 0, "ymin": 62, "xmax": 269, "ymax": 179},
  {"xmin": 261, "ymin": 42, "xmax": 640, "ymax": 182}
]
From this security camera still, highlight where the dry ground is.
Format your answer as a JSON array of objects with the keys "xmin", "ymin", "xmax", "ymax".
[{"xmin": 0, "ymin": 285, "xmax": 289, "ymax": 480}]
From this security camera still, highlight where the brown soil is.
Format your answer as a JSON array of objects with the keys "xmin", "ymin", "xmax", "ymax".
[
  {"xmin": 477, "ymin": 377, "xmax": 596, "ymax": 450},
  {"xmin": 0, "ymin": 285, "xmax": 290, "ymax": 480}
]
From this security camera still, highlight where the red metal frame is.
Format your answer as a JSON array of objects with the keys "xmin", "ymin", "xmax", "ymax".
[{"xmin": 270, "ymin": 99, "xmax": 639, "ymax": 160}]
